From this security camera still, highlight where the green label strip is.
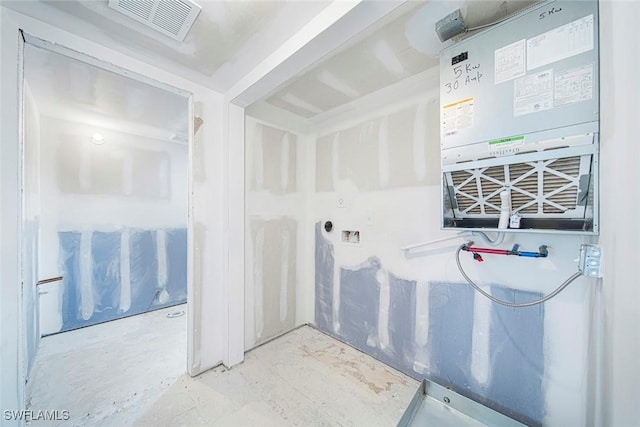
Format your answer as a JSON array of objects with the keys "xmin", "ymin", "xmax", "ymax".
[{"xmin": 488, "ymin": 135, "xmax": 525, "ymax": 145}]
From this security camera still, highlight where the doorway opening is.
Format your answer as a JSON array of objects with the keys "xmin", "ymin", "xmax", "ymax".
[{"xmin": 21, "ymin": 34, "xmax": 192, "ymax": 424}]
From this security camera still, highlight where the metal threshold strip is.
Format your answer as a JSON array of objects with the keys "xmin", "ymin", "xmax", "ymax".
[{"xmin": 397, "ymin": 380, "xmax": 526, "ymax": 427}]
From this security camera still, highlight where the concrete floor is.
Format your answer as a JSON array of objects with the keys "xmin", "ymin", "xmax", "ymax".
[
  {"xmin": 27, "ymin": 310, "xmax": 418, "ymax": 426},
  {"xmin": 26, "ymin": 305, "xmax": 188, "ymax": 427}
]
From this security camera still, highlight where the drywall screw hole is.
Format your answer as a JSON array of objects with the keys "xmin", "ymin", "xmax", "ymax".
[{"xmin": 443, "ymin": 397, "xmax": 451, "ymax": 404}]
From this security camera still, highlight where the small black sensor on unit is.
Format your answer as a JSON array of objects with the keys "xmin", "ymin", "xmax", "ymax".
[
  {"xmin": 452, "ymin": 51, "xmax": 468, "ymax": 65},
  {"xmin": 324, "ymin": 221, "xmax": 333, "ymax": 232}
]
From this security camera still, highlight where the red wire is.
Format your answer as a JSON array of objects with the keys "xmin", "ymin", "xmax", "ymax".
[{"xmin": 464, "ymin": 247, "xmax": 511, "ymax": 255}]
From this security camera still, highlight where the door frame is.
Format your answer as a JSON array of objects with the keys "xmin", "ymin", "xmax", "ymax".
[
  {"xmin": 19, "ymin": 31, "xmax": 195, "ymax": 379},
  {"xmin": 21, "ymin": 33, "xmax": 195, "ymax": 336}
]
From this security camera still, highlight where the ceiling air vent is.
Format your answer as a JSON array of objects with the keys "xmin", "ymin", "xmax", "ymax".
[{"xmin": 108, "ymin": 0, "xmax": 201, "ymax": 42}]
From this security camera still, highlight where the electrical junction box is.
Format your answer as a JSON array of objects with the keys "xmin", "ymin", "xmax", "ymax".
[
  {"xmin": 579, "ymin": 244, "xmax": 602, "ymax": 278},
  {"xmin": 440, "ymin": 0, "xmax": 599, "ymax": 234}
]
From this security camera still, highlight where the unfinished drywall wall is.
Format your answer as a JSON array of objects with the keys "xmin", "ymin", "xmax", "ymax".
[
  {"xmin": 244, "ymin": 116, "xmax": 307, "ymax": 349},
  {"xmin": 37, "ymin": 115, "xmax": 188, "ymax": 335},
  {"xmin": 315, "ymin": 99, "xmax": 439, "ymax": 192},
  {"xmin": 23, "ymin": 82, "xmax": 41, "ymax": 377},
  {"xmin": 598, "ymin": 2, "xmax": 640, "ymax": 425},
  {"xmin": 311, "ymin": 87, "xmax": 596, "ymax": 426}
]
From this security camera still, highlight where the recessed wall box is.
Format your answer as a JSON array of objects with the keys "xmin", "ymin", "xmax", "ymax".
[{"xmin": 440, "ymin": 0, "xmax": 599, "ymax": 234}]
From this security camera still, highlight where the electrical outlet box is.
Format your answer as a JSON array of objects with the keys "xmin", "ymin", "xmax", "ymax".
[
  {"xmin": 579, "ymin": 244, "xmax": 602, "ymax": 278},
  {"xmin": 341, "ymin": 230, "xmax": 360, "ymax": 244}
]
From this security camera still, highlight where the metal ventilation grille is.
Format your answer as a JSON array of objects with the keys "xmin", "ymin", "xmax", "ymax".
[
  {"xmin": 447, "ymin": 155, "xmax": 590, "ymax": 218},
  {"xmin": 152, "ymin": 1, "xmax": 192, "ymax": 36},
  {"xmin": 117, "ymin": 0, "xmax": 153, "ymax": 20},
  {"xmin": 108, "ymin": 0, "xmax": 201, "ymax": 42}
]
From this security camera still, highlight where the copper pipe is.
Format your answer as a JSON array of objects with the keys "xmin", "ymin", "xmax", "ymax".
[{"xmin": 36, "ymin": 276, "xmax": 63, "ymax": 285}]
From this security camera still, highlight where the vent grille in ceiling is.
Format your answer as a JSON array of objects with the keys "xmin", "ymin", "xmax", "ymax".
[
  {"xmin": 108, "ymin": 0, "xmax": 201, "ymax": 42},
  {"xmin": 446, "ymin": 155, "xmax": 591, "ymax": 218}
]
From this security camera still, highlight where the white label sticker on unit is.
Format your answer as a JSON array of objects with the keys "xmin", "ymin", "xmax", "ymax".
[
  {"xmin": 495, "ymin": 39, "xmax": 526, "ymax": 84},
  {"xmin": 527, "ymin": 14, "xmax": 594, "ymax": 71},
  {"xmin": 514, "ymin": 69, "xmax": 553, "ymax": 117},
  {"xmin": 554, "ymin": 64, "xmax": 594, "ymax": 107},
  {"xmin": 442, "ymin": 98, "xmax": 474, "ymax": 137}
]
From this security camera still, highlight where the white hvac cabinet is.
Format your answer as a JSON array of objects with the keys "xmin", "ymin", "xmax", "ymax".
[{"xmin": 440, "ymin": 0, "xmax": 599, "ymax": 234}]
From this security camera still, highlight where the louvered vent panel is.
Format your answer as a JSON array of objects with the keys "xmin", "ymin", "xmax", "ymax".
[
  {"xmin": 153, "ymin": 1, "xmax": 192, "ymax": 35},
  {"xmin": 117, "ymin": 0, "xmax": 153, "ymax": 19},
  {"xmin": 448, "ymin": 155, "xmax": 587, "ymax": 218},
  {"xmin": 109, "ymin": 0, "xmax": 201, "ymax": 41}
]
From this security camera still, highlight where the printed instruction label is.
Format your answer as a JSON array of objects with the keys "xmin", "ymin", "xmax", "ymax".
[
  {"xmin": 442, "ymin": 98, "xmax": 474, "ymax": 137},
  {"xmin": 527, "ymin": 14, "xmax": 594, "ymax": 71},
  {"xmin": 488, "ymin": 135, "xmax": 525, "ymax": 157},
  {"xmin": 514, "ymin": 69, "xmax": 553, "ymax": 117},
  {"xmin": 495, "ymin": 39, "xmax": 526, "ymax": 84},
  {"xmin": 554, "ymin": 64, "xmax": 594, "ymax": 107}
]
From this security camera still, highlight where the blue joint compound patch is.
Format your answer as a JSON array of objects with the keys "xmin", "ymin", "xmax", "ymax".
[
  {"xmin": 314, "ymin": 222, "xmax": 335, "ymax": 332},
  {"xmin": 427, "ymin": 282, "xmax": 476, "ymax": 389},
  {"xmin": 55, "ymin": 228, "xmax": 187, "ymax": 334},
  {"xmin": 128, "ymin": 229, "xmax": 159, "ymax": 313},
  {"xmin": 339, "ymin": 257, "xmax": 381, "ymax": 350},
  {"xmin": 165, "ymin": 228, "xmax": 188, "ymax": 302},
  {"xmin": 483, "ymin": 285, "xmax": 545, "ymax": 426},
  {"xmin": 385, "ymin": 274, "xmax": 417, "ymax": 375},
  {"xmin": 426, "ymin": 282, "xmax": 545, "ymax": 427},
  {"xmin": 91, "ymin": 231, "xmax": 122, "ymax": 323},
  {"xmin": 58, "ymin": 231, "xmax": 82, "ymax": 331}
]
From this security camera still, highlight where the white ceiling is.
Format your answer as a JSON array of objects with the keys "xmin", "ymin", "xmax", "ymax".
[
  {"xmin": 11, "ymin": 0, "xmax": 539, "ymax": 129},
  {"xmin": 24, "ymin": 43, "xmax": 190, "ymax": 142},
  {"xmin": 264, "ymin": 2, "xmax": 438, "ymax": 118},
  {"xmin": 4, "ymin": 0, "xmax": 332, "ymax": 92},
  {"xmin": 261, "ymin": 0, "xmax": 539, "ymax": 120}
]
